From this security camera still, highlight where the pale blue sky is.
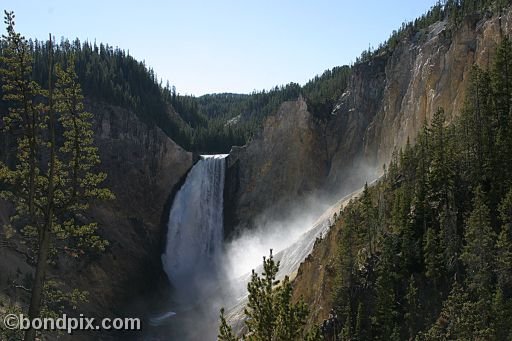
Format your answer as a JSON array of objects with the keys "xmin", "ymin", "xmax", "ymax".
[{"xmin": 3, "ymin": 0, "xmax": 436, "ymax": 95}]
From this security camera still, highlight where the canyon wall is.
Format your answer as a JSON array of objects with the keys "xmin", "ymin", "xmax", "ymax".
[
  {"xmin": 226, "ymin": 9, "xmax": 512, "ymax": 240},
  {"xmin": 0, "ymin": 102, "xmax": 192, "ymax": 324},
  {"xmin": 292, "ymin": 9, "xmax": 512, "ymax": 326}
]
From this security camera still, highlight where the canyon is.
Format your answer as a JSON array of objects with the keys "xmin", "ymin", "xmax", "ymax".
[{"xmin": 1, "ymin": 4, "xmax": 512, "ymax": 340}]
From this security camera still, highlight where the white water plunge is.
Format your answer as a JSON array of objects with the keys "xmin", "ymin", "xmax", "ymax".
[
  {"xmin": 158, "ymin": 152, "xmax": 376, "ymax": 339},
  {"xmin": 162, "ymin": 154, "xmax": 228, "ymax": 301}
]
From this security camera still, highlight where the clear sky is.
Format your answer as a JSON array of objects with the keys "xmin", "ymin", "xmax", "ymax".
[{"xmin": 2, "ymin": 0, "xmax": 436, "ymax": 96}]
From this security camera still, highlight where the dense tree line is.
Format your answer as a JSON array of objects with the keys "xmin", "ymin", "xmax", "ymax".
[
  {"xmin": 357, "ymin": 0, "xmax": 511, "ymax": 64},
  {"xmin": 170, "ymin": 83, "xmax": 303, "ymax": 153},
  {"xmin": 181, "ymin": 66, "xmax": 351, "ymax": 152},
  {"xmin": 330, "ymin": 37, "xmax": 512, "ymax": 340},
  {"xmin": 3, "ymin": 0, "xmax": 508, "ymax": 155},
  {"xmin": 0, "ymin": 35, "xmax": 353, "ymax": 153}
]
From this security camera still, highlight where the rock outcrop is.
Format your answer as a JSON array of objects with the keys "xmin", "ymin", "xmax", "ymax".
[
  {"xmin": 76, "ymin": 102, "xmax": 192, "ymax": 316},
  {"xmin": 225, "ymin": 97, "xmax": 326, "ymax": 236},
  {"xmin": 0, "ymin": 102, "xmax": 192, "ymax": 324},
  {"xmin": 226, "ymin": 9, "xmax": 512, "ymax": 238},
  {"xmin": 328, "ymin": 9, "xmax": 511, "ymax": 186},
  {"xmin": 292, "ymin": 9, "xmax": 512, "ymax": 327},
  {"xmin": 224, "ymin": 8, "xmax": 512, "ymax": 327}
]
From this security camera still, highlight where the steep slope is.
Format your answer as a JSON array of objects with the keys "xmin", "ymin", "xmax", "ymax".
[
  {"xmin": 76, "ymin": 101, "xmax": 193, "ymax": 316},
  {"xmin": 225, "ymin": 8, "xmax": 512, "ymax": 233},
  {"xmin": 222, "ymin": 5, "xmax": 512, "ymax": 330},
  {"xmin": 293, "ymin": 7, "xmax": 512, "ymax": 328},
  {"xmin": 327, "ymin": 9, "xmax": 511, "ymax": 187},
  {"xmin": 346, "ymin": 10, "xmax": 507, "ymax": 175},
  {"xmin": 225, "ymin": 97, "xmax": 327, "ymax": 236},
  {"xmin": 0, "ymin": 101, "xmax": 192, "ymax": 330}
]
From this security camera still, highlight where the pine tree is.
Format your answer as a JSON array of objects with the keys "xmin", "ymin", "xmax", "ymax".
[
  {"xmin": 274, "ymin": 276, "xmax": 309, "ymax": 340},
  {"xmin": 53, "ymin": 61, "xmax": 114, "ymax": 251},
  {"xmin": 0, "ymin": 13, "xmax": 113, "ymax": 341},
  {"xmin": 404, "ymin": 275, "xmax": 419, "ymax": 338},
  {"xmin": 492, "ymin": 286, "xmax": 512, "ymax": 340},
  {"xmin": 354, "ymin": 301, "xmax": 365, "ymax": 341},
  {"xmin": 372, "ymin": 237, "xmax": 398, "ymax": 341},
  {"xmin": 372, "ymin": 274, "xmax": 397, "ymax": 341},
  {"xmin": 425, "ymin": 280, "xmax": 472, "ymax": 340},
  {"xmin": 361, "ymin": 183, "xmax": 376, "ymax": 257},
  {"xmin": 492, "ymin": 30, "xmax": 512, "ymax": 191},
  {"xmin": 492, "ymin": 36, "xmax": 512, "ymax": 132},
  {"xmin": 460, "ymin": 186, "xmax": 496, "ymax": 295},
  {"xmin": 459, "ymin": 67, "xmax": 495, "ymax": 187},
  {"xmin": 220, "ymin": 250, "xmax": 313, "ymax": 340},
  {"xmin": 423, "ymin": 227, "xmax": 443, "ymax": 285},
  {"xmin": 497, "ymin": 188, "xmax": 512, "ymax": 291},
  {"xmin": 218, "ymin": 308, "xmax": 237, "ymax": 341},
  {"xmin": 333, "ymin": 205, "xmax": 359, "ymax": 325},
  {"xmin": 244, "ymin": 252, "xmax": 280, "ymax": 340},
  {"xmin": 23, "ymin": 33, "xmax": 56, "ymax": 341},
  {"xmin": 341, "ymin": 313, "xmax": 352, "ymax": 341},
  {"xmin": 0, "ymin": 10, "xmax": 44, "ymax": 233}
]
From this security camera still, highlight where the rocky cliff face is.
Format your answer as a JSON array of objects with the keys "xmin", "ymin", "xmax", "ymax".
[
  {"xmin": 292, "ymin": 9, "xmax": 512, "ymax": 327},
  {"xmin": 76, "ymin": 102, "xmax": 192, "ymax": 316},
  {"xmin": 362, "ymin": 12, "xmax": 508, "ymax": 169},
  {"xmin": 0, "ymin": 101, "xmax": 192, "ymax": 325},
  {"xmin": 225, "ymin": 8, "xmax": 512, "ymax": 326},
  {"xmin": 329, "ymin": 10, "xmax": 512, "ymax": 186},
  {"xmin": 225, "ymin": 98, "xmax": 326, "ymax": 236},
  {"xmin": 226, "ymin": 9, "xmax": 512, "ymax": 237}
]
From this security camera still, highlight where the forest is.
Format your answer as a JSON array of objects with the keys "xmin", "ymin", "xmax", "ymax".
[
  {"xmin": 2, "ymin": 0, "xmax": 512, "ymax": 340},
  {"xmin": 0, "ymin": 35, "xmax": 352, "ymax": 154},
  {"xmin": 8, "ymin": 0, "xmax": 498, "ymax": 155},
  {"xmin": 216, "ymin": 1, "xmax": 512, "ymax": 339},
  {"xmin": 330, "ymin": 36, "xmax": 512, "ymax": 340}
]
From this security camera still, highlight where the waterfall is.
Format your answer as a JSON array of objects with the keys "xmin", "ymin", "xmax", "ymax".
[{"xmin": 162, "ymin": 154, "xmax": 228, "ymax": 301}]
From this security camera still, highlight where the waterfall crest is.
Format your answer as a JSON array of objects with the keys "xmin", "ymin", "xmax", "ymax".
[{"xmin": 162, "ymin": 154, "xmax": 228, "ymax": 299}]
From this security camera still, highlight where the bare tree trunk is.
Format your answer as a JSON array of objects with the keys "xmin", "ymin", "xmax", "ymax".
[
  {"xmin": 24, "ymin": 34, "xmax": 55, "ymax": 341},
  {"xmin": 24, "ymin": 223, "xmax": 51, "ymax": 341}
]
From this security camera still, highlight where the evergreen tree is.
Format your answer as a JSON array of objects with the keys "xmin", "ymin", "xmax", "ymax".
[
  {"xmin": 424, "ymin": 280, "xmax": 472, "ymax": 340},
  {"xmin": 354, "ymin": 302, "xmax": 364, "ymax": 341},
  {"xmin": 361, "ymin": 183, "xmax": 376, "ymax": 257},
  {"xmin": 497, "ymin": 188, "xmax": 512, "ymax": 291},
  {"xmin": 492, "ymin": 286, "xmax": 512, "ymax": 340},
  {"xmin": 404, "ymin": 275, "xmax": 419, "ymax": 339},
  {"xmin": 492, "ymin": 36, "xmax": 512, "ymax": 132},
  {"xmin": 333, "ymin": 205, "xmax": 359, "ymax": 327},
  {"xmin": 0, "ymin": 13, "xmax": 113, "ymax": 340},
  {"xmin": 423, "ymin": 227, "xmax": 443, "ymax": 285},
  {"xmin": 371, "ymin": 237, "xmax": 399, "ymax": 341},
  {"xmin": 244, "ymin": 252, "xmax": 280, "ymax": 340},
  {"xmin": 328, "ymin": 32, "xmax": 512, "ymax": 341},
  {"xmin": 53, "ymin": 61, "xmax": 114, "ymax": 251},
  {"xmin": 218, "ymin": 308, "xmax": 237, "ymax": 341},
  {"xmin": 460, "ymin": 186, "xmax": 496, "ymax": 296},
  {"xmin": 219, "ymin": 250, "xmax": 314, "ymax": 341},
  {"xmin": 459, "ymin": 67, "xmax": 495, "ymax": 187},
  {"xmin": 274, "ymin": 276, "xmax": 309, "ymax": 340},
  {"xmin": 0, "ymin": 11, "xmax": 44, "ymax": 228},
  {"xmin": 493, "ymin": 35, "xmax": 512, "ymax": 193}
]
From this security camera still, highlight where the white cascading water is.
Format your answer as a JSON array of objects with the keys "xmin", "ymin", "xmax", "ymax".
[
  {"xmin": 162, "ymin": 154, "xmax": 228, "ymax": 301},
  {"xmin": 156, "ymin": 152, "xmax": 376, "ymax": 338}
]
